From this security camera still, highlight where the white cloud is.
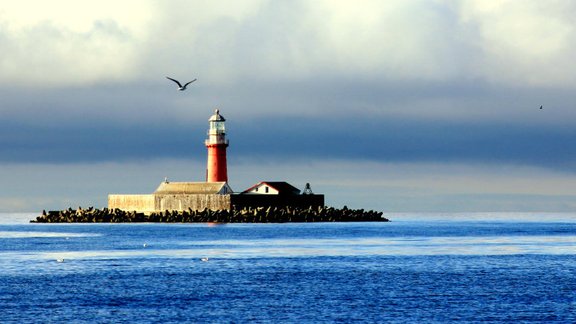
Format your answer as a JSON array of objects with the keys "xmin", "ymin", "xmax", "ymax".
[
  {"xmin": 0, "ymin": 1, "xmax": 151, "ymax": 33},
  {"xmin": 0, "ymin": 0, "xmax": 154, "ymax": 86},
  {"xmin": 145, "ymin": 0, "xmax": 468, "ymax": 82},
  {"xmin": 309, "ymin": 0, "xmax": 465, "ymax": 80},
  {"xmin": 2, "ymin": 0, "xmax": 576, "ymax": 89},
  {"xmin": 143, "ymin": 0, "xmax": 576, "ymax": 88},
  {"xmin": 457, "ymin": 0, "xmax": 576, "ymax": 86}
]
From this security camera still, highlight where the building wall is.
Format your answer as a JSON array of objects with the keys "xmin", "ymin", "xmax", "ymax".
[
  {"xmin": 108, "ymin": 194, "xmax": 232, "ymax": 213},
  {"xmin": 156, "ymin": 194, "xmax": 231, "ymax": 211},
  {"xmin": 108, "ymin": 194, "xmax": 156, "ymax": 213},
  {"xmin": 109, "ymin": 193, "xmax": 324, "ymax": 213}
]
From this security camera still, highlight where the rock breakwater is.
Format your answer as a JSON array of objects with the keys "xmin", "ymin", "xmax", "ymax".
[{"xmin": 31, "ymin": 206, "xmax": 388, "ymax": 223}]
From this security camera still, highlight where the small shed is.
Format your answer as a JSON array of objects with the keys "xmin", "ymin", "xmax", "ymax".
[{"xmin": 241, "ymin": 181, "xmax": 301, "ymax": 195}]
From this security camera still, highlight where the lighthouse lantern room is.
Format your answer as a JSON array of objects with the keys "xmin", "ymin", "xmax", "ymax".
[{"xmin": 205, "ymin": 109, "xmax": 229, "ymax": 183}]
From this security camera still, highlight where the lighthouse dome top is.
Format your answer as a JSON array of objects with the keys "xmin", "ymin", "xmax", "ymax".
[{"xmin": 209, "ymin": 109, "xmax": 226, "ymax": 122}]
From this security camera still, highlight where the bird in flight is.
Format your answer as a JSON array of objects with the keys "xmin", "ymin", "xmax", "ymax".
[{"xmin": 166, "ymin": 77, "xmax": 197, "ymax": 91}]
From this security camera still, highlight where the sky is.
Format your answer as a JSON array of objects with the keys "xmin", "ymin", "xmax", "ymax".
[{"xmin": 1, "ymin": 0, "xmax": 576, "ymax": 212}]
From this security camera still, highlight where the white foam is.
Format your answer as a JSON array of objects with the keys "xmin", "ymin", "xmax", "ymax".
[{"xmin": 0, "ymin": 231, "xmax": 101, "ymax": 238}]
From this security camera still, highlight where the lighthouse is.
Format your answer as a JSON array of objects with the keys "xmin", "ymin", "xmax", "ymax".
[
  {"xmin": 205, "ymin": 109, "xmax": 229, "ymax": 182},
  {"xmin": 109, "ymin": 107, "xmax": 325, "ymax": 214}
]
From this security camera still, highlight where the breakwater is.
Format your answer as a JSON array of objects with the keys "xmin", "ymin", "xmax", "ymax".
[{"xmin": 31, "ymin": 206, "xmax": 388, "ymax": 223}]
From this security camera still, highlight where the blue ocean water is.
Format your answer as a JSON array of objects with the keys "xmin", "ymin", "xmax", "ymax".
[{"xmin": 0, "ymin": 213, "xmax": 575, "ymax": 323}]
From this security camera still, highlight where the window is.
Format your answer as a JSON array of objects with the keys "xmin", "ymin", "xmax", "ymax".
[
  {"xmin": 265, "ymin": 187, "xmax": 269, "ymax": 193},
  {"xmin": 211, "ymin": 121, "xmax": 225, "ymax": 132}
]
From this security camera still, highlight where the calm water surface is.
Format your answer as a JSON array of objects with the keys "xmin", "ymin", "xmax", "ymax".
[{"xmin": 0, "ymin": 212, "xmax": 575, "ymax": 323}]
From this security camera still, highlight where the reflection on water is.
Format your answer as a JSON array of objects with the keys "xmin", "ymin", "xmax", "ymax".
[{"xmin": 1, "ymin": 234, "xmax": 574, "ymax": 265}]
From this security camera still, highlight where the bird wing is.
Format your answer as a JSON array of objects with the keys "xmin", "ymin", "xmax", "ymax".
[
  {"xmin": 183, "ymin": 79, "xmax": 197, "ymax": 87},
  {"xmin": 166, "ymin": 77, "xmax": 183, "ymax": 87}
]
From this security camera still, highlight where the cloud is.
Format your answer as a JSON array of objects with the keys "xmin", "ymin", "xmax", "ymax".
[
  {"xmin": 456, "ymin": 0, "xmax": 576, "ymax": 86},
  {"xmin": 2, "ymin": 0, "xmax": 576, "ymax": 88},
  {"xmin": 138, "ymin": 0, "xmax": 576, "ymax": 88},
  {"xmin": 308, "ymin": 0, "xmax": 467, "ymax": 80},
  {"xmin": 0, "ymin": 0, "xmax": 153, "ymax": 86},
  {"xmin": 140, "ymin": 0, "xmax": 468, "ymax": 83},
  {"xmin": 1, "ymin": 111, "xmax": 575, "ymax": 175}
]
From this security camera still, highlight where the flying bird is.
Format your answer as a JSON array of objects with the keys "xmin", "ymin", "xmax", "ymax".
[{"xmin": 166, "ymin": 77, "xmax": 197, "ymax": 91}]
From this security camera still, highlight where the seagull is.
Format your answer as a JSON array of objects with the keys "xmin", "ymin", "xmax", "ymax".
[
  {"xmin": 201, "ymin": 257, "xmax": 209, "ymax": 262},
  {"xmin": 166, "ymin": 77, "xmax": 197, "ymax": 91},
  {"xmin": 56, "ymin": 258, "xmax": 64, "ymax": 263}
]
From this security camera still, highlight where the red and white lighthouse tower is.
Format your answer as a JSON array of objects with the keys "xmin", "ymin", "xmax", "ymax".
[{"xmin": 205, "ymin": 109, "xmax": 229, "ymax": 183}]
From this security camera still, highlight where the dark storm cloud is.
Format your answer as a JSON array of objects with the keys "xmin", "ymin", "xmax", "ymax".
[
  {"xmin": 235, "ymin": 116, "xmax": 576, "ymax": 170},
  {"xmin": 0, "ymin": 120, "xmax": 204, "ymax": 163},
  {"xmin": 1, "ymin": 73, "xmax": 574, "ymax": 171},
  {"xmin": 2, "ymin": 111, "xmax": 574, "ymax": 173}
]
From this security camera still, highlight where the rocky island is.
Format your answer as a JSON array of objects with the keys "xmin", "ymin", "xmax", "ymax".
[{"xmin": 31, "ymin": 206, "xmax": 388, "ymax": 223}]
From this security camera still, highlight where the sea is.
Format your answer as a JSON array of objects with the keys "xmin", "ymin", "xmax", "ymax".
[{"xmin": 0, "ymin": 212, "xmax": 574, "ymax": 323}]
